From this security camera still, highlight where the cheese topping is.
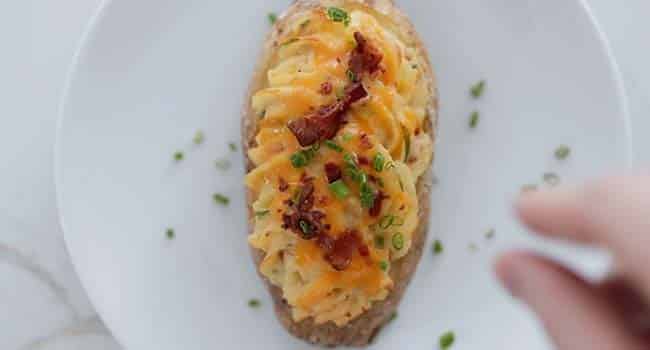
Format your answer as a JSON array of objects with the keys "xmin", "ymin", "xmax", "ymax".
[{"xmin": 246, "ymin": 3, "xmax": 434, "ymax": 326}]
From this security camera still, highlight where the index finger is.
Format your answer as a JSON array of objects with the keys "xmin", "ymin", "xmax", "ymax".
[{"xmin": 516, "ymin": 175, "xmax": 650, "ymax": 295}]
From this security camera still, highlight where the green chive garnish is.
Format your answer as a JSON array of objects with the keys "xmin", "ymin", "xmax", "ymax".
[
  {"xmin": 470, "ymin": 80, "xmax": 486, "ymax": 98},
  {"xmin": 439, "ymin": 331, "xmax": 455, "ymax": 349},
  {"xmin": 341, "ymin": 132, "xmax": 353, "ymax": 142},
  {"xmin": 388, "ymin": 311, "xmax": 398, "ymax": 322},
  {"xmin": 360, "ymin": 182, "xmax": 376, "ymax": 208},
  {"xmin": 329, "ymin": 180, "xmax": 350, "ymax": 199},
  {"xmin": 327, "ymin": 7, "xmax": 350, "ymax": 26},
  {"xmin": 555, "ymin": 145, "xmax": 571, "ymax": 160},
  {"xmin": 402, "ymin": 127, "xmax": 411, "ymax": 162},
  {"xmin": 173, "ymin": 151, "xmax": 184, "ymax": 161},
  {"xmin": 193, "ymin": 130, "xmax": 204, "ymax": 145},
  {"xmin": 324, "ymin": 140, "xmax": 343, "ymax": 152},
  {"xmin": 469, "ymin": 111, "xmax": 480, "ymax": 129},
  {"xmin": 213, "ymin": 193, "xmax": 230, "ymax": 206},
  {"xmin": 392, "ymin": 233, "xmax": 404, "ymax": 250},
  {"xmin": 346, "ymin": 69, "xmax": 358, "ymax": 82},
  {"xmin": 248, "ymin": 299, "xmax": 261, "ymax": 308},
  {"xmin": 290, "ymin": 151, "xmax": 308, "ymax": 168},
  {"xmin": 215, "ymin": 159, "xmax": 231, "ymax": 171},
  {"xmin": 299, "ymin": 220, "xmax": 312, "ymax": 235},
  {"xmin": 165, "ymin": 228, "xmax": 175, "ymax": 240},
  {"xmin": 255, "ymin": 210, "xmax": 270, "ymax": 218},
  {"xmin": 268, "ymin": 12, "xmax": 278, "ymax": 25},
  {"xmin": 374, "ymin": 235, "xmax": 385, "ymax": 249},
  {"xmin": 229, "ymin": 142, "xmax": 237, "ymax": 152},
  {"xmin": 543, "ymin": 172, "xmax": 560, "ymax": 186},
  {"xmin": 379, "ymin": 260, "xmax": 388, "ymax": 271},
  {"xmin": 373, "ymin": 153, "xmax": 385, "ymax": 172},
  {"xmin": 433, "ymin": 240, "xmax": 443, "ymax": 255}
]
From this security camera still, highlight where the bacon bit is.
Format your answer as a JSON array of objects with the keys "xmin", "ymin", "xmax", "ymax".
[
  {"xmin": 319, "ymin": 81, "xmax": 333, "ymax": 95},
  {"xmin": 324, "ymin": 162, "xmax": 342, "ymax": 183},
  {"xmin": 319, "ymin": 230, "xmax": 363, "ymax": 271},
  {"xmin": 287, "ymin": 83, "xmax": 367, "ymax": 147},
  {"xmin": 358, "ymin": 244, "xmax": 370, "ymax": 257},
  {"xmin": 359, "ymin": 133, "xmax": 373, "ymax": 149},
  {"xmin": 278, "ymin": 177, "xmax": 289, "ymax": 192},
  {"xmin": 349, "ymin": 32, "xmax": 383, "ymax": 77},
  {"xmin": 414, "ymin": 128, "xmax": 421, "ymax": 136},
  {"xmin": 317, "ymin": 196, "xmax": 329, "ymax": 206},
  {"xmin": 282, "ymin": 181, "xmax": 326, "ymax": 239},
  {"xmin": 358, "ymin": 155, "xmax": 370, "ymax": 166},
  {"xmin": 369, "ymin": 191, "xmax": 387, "ymax": 217}
]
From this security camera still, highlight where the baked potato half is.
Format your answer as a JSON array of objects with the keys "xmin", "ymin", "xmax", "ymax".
[{"xmin": 242, "ymin": 0, "xmax": 437, "ymax": 346}]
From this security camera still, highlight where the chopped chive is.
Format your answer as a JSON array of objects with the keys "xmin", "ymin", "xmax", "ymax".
[
  {"xmin": 379, "ymin": 260, "xmax": 389, "ymax": 271},
  {"xmin": 543, "ymin": 172, "xmax": 560, "ymax": 186},
  {"xmin": 324, "ymin": 140, "xmax": 343, "ymax": 152},
  {"xmin": 411, "ymin": 64, "xmax": 418, "ymax": 69},
  {"xmin": 229, "ymin": 142, "xmax": 238, "ymax": 152},
  {"xmin": 469, "ymin": 111, "xmax": 480, "ymax": 128},
  {"xmin": 555, "ymin": 145, "xmax": 571, "ymax": 160},
  {"xmin": 402, "ymin": 127, "xmax": 411, "ymax": 162},
  {"xmin": 290, "ymin": 151, "xmax": 308, "ymax": 168},
  {"xmin": 248, "ymin": 299, "xmax": 261, "ymax": 308},
  {"xmin": 327, "ymin": 7, "xmax": 350, "ymax": 26},
  {"xmin": 468, "ymin": 243, "xmax": 478, "ymax": 252},
  {"xmin": 388, "ymin": 311, "xmax": 398, "ymax": 322},
  {"xmin": 215, "ymin": 159, "xmax": 231, "ymax": 171},
  {"xmin": 439, "ymin": 331, "xmax": 455, "ymax": 349},
  {"xmin": 391, "ymin": 233, "xmax": 404, "ymax": 250},
  {"xmin": 173, "ymin": 151, "xmax": 184, "ymax": 162},
  {"xmin": 268, "ymin": 12, "xmax": 278, "ymax": 25},
  {"xmin": 193, "ymin": 130, "xmax": 205, "ymax": 145},
  {"xmin": 341, "ymin": 132, "xmax": 353, "ymax": 142},
  {"xmin": 165, "ymin": 228, "xmax": 175, "ymax": 240},
  {"xmin": 485, "ymin": 228, "xmax": 496, "ymax": 240},
  {"xmin": 379, "ymin": 215, "xmax": 394, "ymax": 229},
  {"xmin": 255, "ymin": 210, "xmax": 270, "ymax": 218},
  {"xmin": 213, "ymin": 193, "xmax": 230, "ymax": 206},
  {"xmin": 329, "ymin": 180, "xmax": 350, "ymax": 199},
  {"xmin": 373, "ymin": 153, "xmax": 385, "ymax": 172},
  {"xmin": 346, "ymin": 69, "xmax": 358, "ymax": 82},
  {"xmin": 433, "ymin": 240, "xmax": 443, "ymax": 255},
  {"xmin": 470, "ymin": 80, "xmax": 486, "ymax": 99},
  {"xmin": 360, "ymin": 182, "xmax": 376, "ymax": 208},
  {"xmin": 374, "ymin": 235, "xmax": 385, "ymax": 249},
  {"xmin": 299, "ymin": 220, "xmax": 312, "ymax": 236}
]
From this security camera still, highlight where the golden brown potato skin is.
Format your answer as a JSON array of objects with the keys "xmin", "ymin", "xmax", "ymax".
[{"xmin": 241, "ymin": 0, "xmax": 437, "ymax": 346}]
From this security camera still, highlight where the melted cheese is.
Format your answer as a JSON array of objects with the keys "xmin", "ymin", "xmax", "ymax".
[{"xmin": 246, "ymin": 3, "xmax": 433, "ymax": 327}]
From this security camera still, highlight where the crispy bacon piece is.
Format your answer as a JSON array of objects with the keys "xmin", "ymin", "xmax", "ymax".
[
  {"xmin": 357, "ymin": 155, "xmax": 370, "ymax": 166},
  {"xmin": 318, "ymin": 230, "xmax": 366, "ymax": 271},
  {"xmin": 369, "ymin": 191, "xmax": 387, "ymax": 217},
  {"xmin": 281, "ymin": 180, "xmax": 326, "ymax": 239},
  {"xmin": 278, "ymin": 177, "xmax": 289, "ymax": 192},
  {"xmin": 324, "ymin": 163, "xmax": 342, "ymax": 183},
  {"xmin": 349, "ymin": 32, "xmax": 383, "ymax": 77},
  {"xmin": 319, "ymin": 81, "xmax": 333, "ymax": 95},
  {"xmin": 287, "ymin": 83, "xmax": 367, "ymax": 147}
]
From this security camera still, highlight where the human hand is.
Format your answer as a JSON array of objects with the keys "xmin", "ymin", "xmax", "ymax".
[{"xmin": 496, "ymin": 175, "xmax": 650, "ymax": 349}]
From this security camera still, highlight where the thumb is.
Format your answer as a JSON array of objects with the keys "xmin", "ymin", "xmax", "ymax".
[{"xmin": 496, "ymin": 252, "xmax": 646, "ymax": 350}]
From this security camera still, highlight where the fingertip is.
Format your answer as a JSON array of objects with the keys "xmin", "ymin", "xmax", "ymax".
[{"xmin": 495, "ymin": 251, "xmax": 535, "ymax": 298}]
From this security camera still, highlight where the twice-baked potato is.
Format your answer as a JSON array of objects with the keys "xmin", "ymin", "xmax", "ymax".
[{"xmin": 242, "ymin": 0, "xmax": 437, "ymax": 346}]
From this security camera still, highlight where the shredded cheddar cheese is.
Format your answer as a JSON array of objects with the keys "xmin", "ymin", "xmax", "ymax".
[{"xmin": 246, "ymin": 2, "xmax": 434, "ymax": 327}]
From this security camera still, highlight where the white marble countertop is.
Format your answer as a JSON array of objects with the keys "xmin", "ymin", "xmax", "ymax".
[{"xmin": 1, "ymin": 1, "xmax": 648, "ymax": 349}]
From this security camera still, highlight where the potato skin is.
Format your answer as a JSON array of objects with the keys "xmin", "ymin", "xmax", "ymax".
[{"xmin": 241, "ymin": 0, "xmax": 437, "ymax": 346}]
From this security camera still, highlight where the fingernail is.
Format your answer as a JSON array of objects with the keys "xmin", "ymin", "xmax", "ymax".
[{"xmin": 495, "ymin": 253, "xmax": 526, "ymax": 298}]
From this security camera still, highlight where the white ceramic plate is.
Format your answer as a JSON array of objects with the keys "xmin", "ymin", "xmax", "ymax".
[{"xmin": 56, "ymin": 0, "xmax": 631, "ymax": 349}]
